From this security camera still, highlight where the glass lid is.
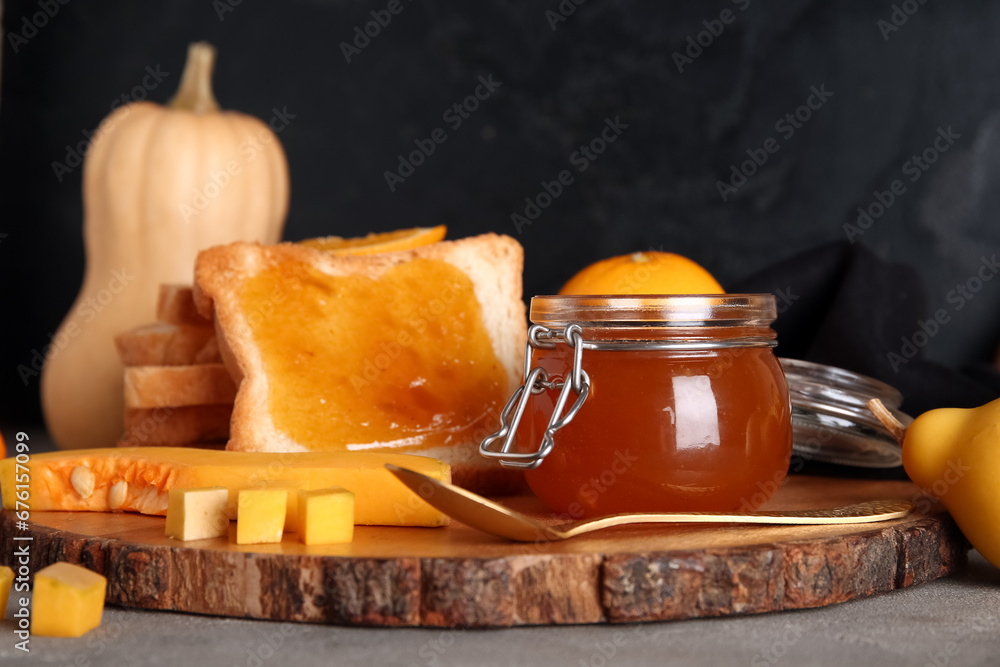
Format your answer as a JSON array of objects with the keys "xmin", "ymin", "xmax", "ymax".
[{"xmin": 779, "ymin": 358, "xmax": 910, "ymax": 469}]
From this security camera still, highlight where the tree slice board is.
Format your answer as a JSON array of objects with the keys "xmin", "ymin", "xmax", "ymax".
[{"xmin": 0, "ymin": 476, "xmax": 967, "ymax": 628}]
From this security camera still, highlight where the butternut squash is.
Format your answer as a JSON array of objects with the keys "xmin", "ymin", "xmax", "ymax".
[
  {"xmin": 0, "ymin": 448, "xmax": 450, "ymax": 527},
  {"xmin": 41, "ymin": 43, "xmax": 288, "ymax": 450}
]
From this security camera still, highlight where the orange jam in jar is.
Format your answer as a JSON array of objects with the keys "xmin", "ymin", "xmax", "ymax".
[{"xmin": 481, "ymin": 295, "xmax": 792, "ymax": 518}]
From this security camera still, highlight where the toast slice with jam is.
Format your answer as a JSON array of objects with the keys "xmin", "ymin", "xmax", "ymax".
[{"xmin": 194, "ymin": 234, "xmax": 526, "ymax": 493}]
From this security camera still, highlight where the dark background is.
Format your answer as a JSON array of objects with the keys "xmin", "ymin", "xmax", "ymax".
[{"xmin": 2, "ymin": 0, "xmax": 1000, "ymax": 426}]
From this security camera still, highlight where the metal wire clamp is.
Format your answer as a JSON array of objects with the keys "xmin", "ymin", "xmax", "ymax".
[{"xmin": 479, "ymin": 323, "xmax": 591, "ymax": 469}]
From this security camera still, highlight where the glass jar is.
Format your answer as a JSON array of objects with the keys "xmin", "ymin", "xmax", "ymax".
[{"xmin": 480, "ymin": 295, "xmax": 792, "ymax": 518}]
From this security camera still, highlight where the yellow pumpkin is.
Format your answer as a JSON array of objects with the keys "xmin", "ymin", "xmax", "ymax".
[
  {"xmin": 41, "ymin": 42, "xmax": 289, "ymax": 450},
  {"xmin": 0, "ymin": 448, "xmax": 451, "ymax": 527}
]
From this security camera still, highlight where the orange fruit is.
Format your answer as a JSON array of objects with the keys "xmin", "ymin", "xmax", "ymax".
[
  {"xmin": 559, "ymin": 251, "xmax": 725, "ymax": 295},
  {"xmin": 0, "ymin": 432, "xmax": 5, "ymax": 459},
  {"xmin": 300, "ymin": 225, "xmax": 446, "ymax": 256}
]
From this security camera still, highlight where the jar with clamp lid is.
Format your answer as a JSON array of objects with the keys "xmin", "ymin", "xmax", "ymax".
[{"xmin": 480, "ymin": 294, "xmax": 793, "ymax": 518}]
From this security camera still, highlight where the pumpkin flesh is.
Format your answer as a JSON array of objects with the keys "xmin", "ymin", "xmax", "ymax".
[{"xmin": 0, "ymin": 448, "xmax": 449, "ymax": 527}]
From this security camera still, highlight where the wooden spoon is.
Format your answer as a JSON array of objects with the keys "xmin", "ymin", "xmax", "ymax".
[{"xmin": 384, "ymin": 464, "xmax": 912, "ymax": 542}]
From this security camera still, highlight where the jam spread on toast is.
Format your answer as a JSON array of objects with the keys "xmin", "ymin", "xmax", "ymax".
[{"xmin": 240, "ymin": 257, "xmax": 507, "ymax": 451}]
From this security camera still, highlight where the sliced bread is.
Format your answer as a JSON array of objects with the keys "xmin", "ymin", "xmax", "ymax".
[
  {"xmin": 157, "ymin": 284, "xmax": 212, "ymax": 325},
  {"xmin": 121, "ymin": 405, "xmax": 232, "ymax": 447},
  {"xmin": 115, "ymin": 323, "xmax": 221, "ymax": 366},
  {"xmin": 194, "ymin": 234, "xmax": 526, "ymax": 493},
  {"xmin": 124, "ymin": 364, "xmax": 237, "ymax": 409}
]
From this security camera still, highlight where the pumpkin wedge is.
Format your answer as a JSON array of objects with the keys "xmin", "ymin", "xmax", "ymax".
[{"xmin": 0, "ymin": 448, "xmax": 449, "ymax": 527}]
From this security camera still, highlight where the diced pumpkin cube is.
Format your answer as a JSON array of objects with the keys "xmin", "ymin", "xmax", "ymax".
[
  {"xmin": 255, "ymin": 479, "xmax": 308, "ymax": 532},
  {"xmin": 298, "ymin": 487, "xmax": 355, "ymax": 545},
  {"xmin": 165, "ymin": 487, "xmax": 230, "ymax": 541},
  {"xmin": 236, "ymin": 489, "xmax": 287, "ymax": 544},
  {"xmin": 0, "ymin": 565, "xmax": 13, "ymax": 620},
  {"xmin": 31, "ymin": 562, "xmax": 107, "ymax": 637}
]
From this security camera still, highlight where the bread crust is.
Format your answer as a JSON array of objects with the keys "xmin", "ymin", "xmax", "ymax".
[
  {"xmin": 195, "ymin": 235, "xmax": 526, "ymax": 493},
  {"xmin": 157, "ymin": 284, "xmax": 212, "ymax": 325},
  {"xmin": 124, "ymin": 364, "xmax": 237, "ymax": 409},
  {"xmin": 115, "ymin": 323, "xmax": 221, "ymax": 366},
  {"xmin": 121, "ymin": 405, "xmax": 231, "ymax": 447}
]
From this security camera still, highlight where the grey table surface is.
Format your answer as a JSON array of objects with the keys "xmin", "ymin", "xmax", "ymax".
[{"xmin": 0, "ymin": 551, "xmax": 998, "ymax": 666}]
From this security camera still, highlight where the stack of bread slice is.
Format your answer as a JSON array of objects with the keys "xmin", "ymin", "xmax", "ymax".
[
  {"xmin": 113, "ymin": 234, "xmax": 527, "ymax": 494},
  {"xmin": 115, "ymin": 285, "xmax": 235, "ymax": 448},
  {"xmin": 195, "ymin": 234, "xmax": 527, "ymax": 493}
]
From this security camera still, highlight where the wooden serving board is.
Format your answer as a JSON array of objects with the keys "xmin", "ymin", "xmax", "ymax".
[{"xmin": 0, "ymin": 477, "xmax": 967, "ymax": 628}]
